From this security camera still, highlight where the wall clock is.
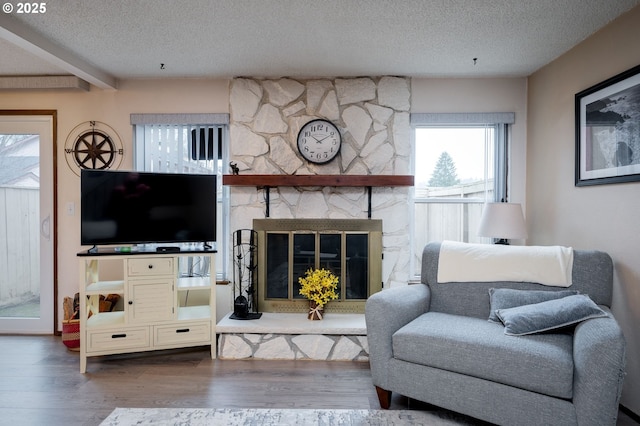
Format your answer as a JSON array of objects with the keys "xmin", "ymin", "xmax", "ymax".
[
  {"xmin": 296, "ymin": 119, "xmax": 342, "ymax": 164},
  {"xmin": 64, "ymin": 121, "xmax": 124, "ymax": 176}
]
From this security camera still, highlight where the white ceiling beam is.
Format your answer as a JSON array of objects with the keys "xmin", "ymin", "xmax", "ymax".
[
  {"xmin": 0, "ymin": 14, "xmax": 117, "ymax": 90},
  {"xmin": 0, "ymin": 76, "xmax": 90, "ymax": 90}
]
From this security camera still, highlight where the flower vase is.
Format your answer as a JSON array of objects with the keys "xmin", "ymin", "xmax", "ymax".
[{"xmin": 308, "ymin": 301, "xmax": 324, "ymax": 320}]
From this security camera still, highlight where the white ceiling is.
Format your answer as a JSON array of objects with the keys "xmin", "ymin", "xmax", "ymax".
[{"xmin": 0, "ymin": 0, "xmax": 638, "ymax": 89}]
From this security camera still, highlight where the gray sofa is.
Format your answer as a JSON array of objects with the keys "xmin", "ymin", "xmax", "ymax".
[{"xmin": 365, "ymin": 242, "xmax": 626, "ymax": 426}]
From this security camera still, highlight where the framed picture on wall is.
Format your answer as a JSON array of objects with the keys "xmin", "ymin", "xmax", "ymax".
[{"xmin": 575, "ymin": 63, "xmax": 640, "ymax": 186}]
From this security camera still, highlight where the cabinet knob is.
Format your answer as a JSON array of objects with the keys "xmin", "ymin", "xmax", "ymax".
[
  {"xmin": 128, "ymin": 300, "xmax": 133, "ymax": 305},
  {"xmin": 148, "ymin": 264, "xmax": 153, "ymax": 269}
]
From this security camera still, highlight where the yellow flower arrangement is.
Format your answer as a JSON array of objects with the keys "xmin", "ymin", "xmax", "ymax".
[{"xmin": 298, "ymin": 268, "xmax": 339, "ymax": 307}]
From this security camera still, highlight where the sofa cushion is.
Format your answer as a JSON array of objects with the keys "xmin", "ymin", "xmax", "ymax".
[
  {"xmin": 392, "ymin": 312, "xmax": 574, "ymax": 399},
  {"xmin": 496, "ymin": 294, "xmax": 608, "ymax": 336},
  {"xmin": 488, "ymin": 288, "xmax": 579, "ymax": 323}
]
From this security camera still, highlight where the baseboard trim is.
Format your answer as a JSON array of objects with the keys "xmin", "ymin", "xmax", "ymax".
[{"xmin": 620, "ymin": 404, "xmax": 640, "ymax": 424}]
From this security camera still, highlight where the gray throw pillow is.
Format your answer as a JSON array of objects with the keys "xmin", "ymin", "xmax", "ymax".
[
  {"xmin": 495, "ymin": 294, "xmax": 608, "ymax": 336},
  {"xmin": 488, "ymin": 288, "xmax": 579, "ymax": 323}
]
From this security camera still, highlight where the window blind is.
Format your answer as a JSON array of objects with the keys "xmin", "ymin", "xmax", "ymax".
[
  {"xmin": 131, "ymin": 113, "xmax": 228, "ymax": 174},
  {"xmin": 130, "ymin": 113, "xmax": 229, "ymax": 125},
  {"xmin": 410, "ymin": 112, "xmax": 515, "ymax": 125},
  {"xmin": 135, "ymin": 124, "xmax": 224, "ymax": 174}
]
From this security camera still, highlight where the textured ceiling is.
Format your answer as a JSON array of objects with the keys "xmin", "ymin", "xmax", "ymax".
[{"xmin": 0, "ymin": 0, "xmax": 638, "ymax": 88}]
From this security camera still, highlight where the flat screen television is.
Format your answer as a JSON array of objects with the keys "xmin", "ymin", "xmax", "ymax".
[{"xmin": 81, "ymin": 169, "xmax": 216, "ymax": 247}]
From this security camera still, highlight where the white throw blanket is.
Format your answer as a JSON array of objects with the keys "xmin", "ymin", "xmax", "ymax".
[{"xmin": 437, "ymin": 241, "xmax": 574, "ymax": 287}]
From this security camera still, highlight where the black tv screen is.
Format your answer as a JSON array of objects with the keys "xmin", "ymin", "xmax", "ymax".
[{"xmin": 81, "ymin": 170, "xmax": 216, "ymax": 246}]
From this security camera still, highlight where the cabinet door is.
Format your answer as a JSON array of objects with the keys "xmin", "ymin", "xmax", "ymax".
[{"xmin": 127, "ymin": 279, "xmax": 174, "ymax": 323}]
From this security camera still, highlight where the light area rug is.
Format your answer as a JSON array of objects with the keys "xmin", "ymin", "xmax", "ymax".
[{"xmin": 100, "ymin": 407, "xmax": 470, "ymax": 426}]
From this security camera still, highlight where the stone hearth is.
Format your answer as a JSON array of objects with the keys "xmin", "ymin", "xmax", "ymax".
[{"xmin": 216, "ymin": 312, "xmax": 367, "ymax": 361}]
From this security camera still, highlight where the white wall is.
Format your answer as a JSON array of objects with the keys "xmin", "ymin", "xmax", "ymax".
[{"xmin": 527, "ymin": 5, "xmax": 640, "ymax": 414}]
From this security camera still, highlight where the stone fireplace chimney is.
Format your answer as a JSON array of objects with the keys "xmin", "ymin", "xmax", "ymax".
[{"xmin": 228, "ymin": 76, "xmax": 412, "ymax": 290}]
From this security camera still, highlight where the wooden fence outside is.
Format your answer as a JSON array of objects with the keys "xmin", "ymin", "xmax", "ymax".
[
  {"xmin": 0, "ymin": 186, "xmax": 39, "ymax": 308},
  {"xmin": 412, "ymin": 180, "xmax": 493, "ymax": 276}
]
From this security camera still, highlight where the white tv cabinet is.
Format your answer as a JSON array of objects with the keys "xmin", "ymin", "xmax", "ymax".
[{"xmin": 77, "ymin": 248, "xmax": 216, "ymax": 373}]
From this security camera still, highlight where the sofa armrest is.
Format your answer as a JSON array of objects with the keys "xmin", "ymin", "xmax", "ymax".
[
  {"xmin": 573, "ymin": 312, "xmax": 626, "ymax": 426},
  {"xmin": 365, "ymin": 284, "xmax": 431, "ymax": 389}
]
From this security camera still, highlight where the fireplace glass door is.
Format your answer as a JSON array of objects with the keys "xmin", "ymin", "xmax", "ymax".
[
  {"xmin": 265, "ymin": 233, "xmax": 289, "ymax": 299},
  {"xmin": 266, "ymin": 232, "xmax": 369, "ymax": 302}
]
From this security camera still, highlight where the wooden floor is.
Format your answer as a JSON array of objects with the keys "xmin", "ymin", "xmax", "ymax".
[{"xmin": 0, "ymin": 335, "xmax": 637, "ymax": 426}]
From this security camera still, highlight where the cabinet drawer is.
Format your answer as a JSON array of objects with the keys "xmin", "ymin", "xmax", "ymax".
[
  {"xmin": 127, "ymin": 257, "xmax": 174, "ymax": 277},
  {"xmin": 154, "ymin": 322, "xmax": 211, "ymax": 346},
  {"xmin": 86, "ymin": 327, "xmax": 150, "ymax": 353}
]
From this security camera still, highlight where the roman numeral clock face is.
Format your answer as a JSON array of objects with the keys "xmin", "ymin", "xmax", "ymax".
[{"xmin": 297, "ymin": 119, "xmax": 342, "ymax": 164}]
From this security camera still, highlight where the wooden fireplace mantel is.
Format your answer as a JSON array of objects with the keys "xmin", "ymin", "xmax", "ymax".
[
  {"xmin": 222, "ymin": 174, "xmax": 414, "ymax": 188},
  {"xmin": 223, "ymin": 174, "xmax": 414, "ymax": 218}
]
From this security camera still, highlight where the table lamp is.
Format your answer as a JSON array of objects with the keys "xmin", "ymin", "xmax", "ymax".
[{"xmin": 478, "ymin": 202, "xmax": 527, "ymax": 244}]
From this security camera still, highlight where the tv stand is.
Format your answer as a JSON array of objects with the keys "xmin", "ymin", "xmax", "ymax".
[{"xmin": 77, "ymin": 250, "xmax": 216, "ymax": 373}]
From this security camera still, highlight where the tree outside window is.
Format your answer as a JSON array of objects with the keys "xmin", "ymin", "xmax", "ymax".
[{"xmin": 428, "ymin": 151, "xmax": 460, "ymax": 187}]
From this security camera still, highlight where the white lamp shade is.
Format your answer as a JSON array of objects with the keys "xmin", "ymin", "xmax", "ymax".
[{"xmin": 478, "ymin": 203, "xmax": 528, "ymax": 240}]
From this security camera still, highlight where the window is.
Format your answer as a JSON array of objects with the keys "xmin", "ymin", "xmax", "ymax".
[
  {"xmin": 131, "ymin": 113, "xmax": 230, "ymax": 280},
  {"xmin": 410, "ymin": 113, "xmax": 514, "ymax": 277}
]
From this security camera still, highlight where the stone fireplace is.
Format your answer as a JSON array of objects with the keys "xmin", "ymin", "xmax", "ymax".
[
  {"xmin": 218, "ymin": 76, "xmax": 412, "ymax": 360},
  {"xmin": 254, "ymin": 218, "xmax": 382, "ymax": 314}
]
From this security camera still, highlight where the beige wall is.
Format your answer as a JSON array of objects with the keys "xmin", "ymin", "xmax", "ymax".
[
  {"xmin": 0, "ymin": 78, "xmax": 230, "ymax": 330},
  {"xmin": 527, "ymin": 5, "xmax": 640, "ymax": 413},
  {"xmin": 411, "ymin": 78, "xmax": 528, "ymax": 208}
]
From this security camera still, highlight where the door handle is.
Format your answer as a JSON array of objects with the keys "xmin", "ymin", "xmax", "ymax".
[{"xmin": 41, "ymin": 215, "xmax": 50, "ymax": 241}]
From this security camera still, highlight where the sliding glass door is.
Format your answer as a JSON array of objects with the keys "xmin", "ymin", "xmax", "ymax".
[{"xmin": 0, "ymin": 113, "xmax": 55, "ymax": 333}]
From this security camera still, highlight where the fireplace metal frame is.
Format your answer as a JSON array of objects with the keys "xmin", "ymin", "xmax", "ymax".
[{"xmin": 254, "ymin": 219, "xmax": 383, "ymax": 314}]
